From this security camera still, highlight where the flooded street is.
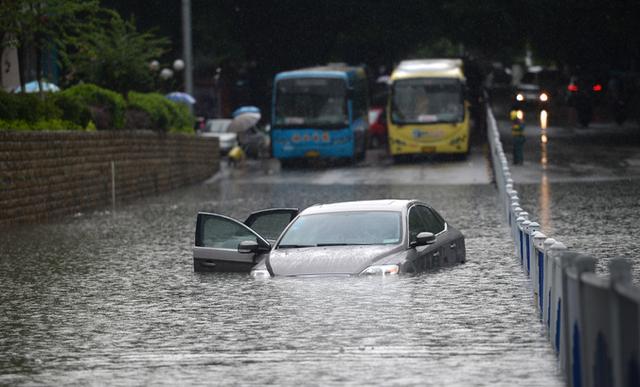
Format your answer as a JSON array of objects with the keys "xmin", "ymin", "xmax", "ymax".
[
  {"xmin": 0, "ymin": 144, "xmax": 567, "ymax": 386},
  {"xmin": 496, "ymin": 116, "xmax": 640, "ymax": 284}
]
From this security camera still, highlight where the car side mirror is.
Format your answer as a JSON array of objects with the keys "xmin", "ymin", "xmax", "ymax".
[
  {"xmin": 238, "ymin": 240, "xmax": 259, "ymax": 254},
  {"xmin": 411, "ymin": 232, "xmax": 436, "ymax": 247}
]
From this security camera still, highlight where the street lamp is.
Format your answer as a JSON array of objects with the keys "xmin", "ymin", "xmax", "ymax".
[
  {"xmin": 149, "ymin": 60, "xmax": 160, "ymax": 72},
  {"xmin": 173, "ymin": 59, "xmax": 185, "ymax": 72},
  {"xmin": 159, "ymin": 68, "xmax": 174, "ymax": 80},
  {"xmin": 149, "ymin": 59, "xmax": 185, "ymax": 86}
]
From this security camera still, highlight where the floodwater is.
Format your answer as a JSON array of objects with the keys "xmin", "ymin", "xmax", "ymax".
[
  {"xmin": 497, "ymin": 118, "xmax": 640, "ymax": 284},
  {"xmin": 0, "ymin": 168, "xmax": 566, "ymax": 386}
]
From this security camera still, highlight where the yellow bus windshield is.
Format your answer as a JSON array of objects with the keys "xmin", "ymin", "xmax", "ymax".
[{"xmin": 390, "ymin": 78, "xmax": 464, "ymax": 124}]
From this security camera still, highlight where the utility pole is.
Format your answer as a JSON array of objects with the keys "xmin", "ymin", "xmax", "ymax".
[{"xmin": 181, "ymin": 0, "xmax": 193, "ymax": 98}]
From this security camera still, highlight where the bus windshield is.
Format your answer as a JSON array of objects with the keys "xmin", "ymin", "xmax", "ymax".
[
  {"xmin": 275, "ymin": 77, "xmax": 348, "ymax": 128},
  {"xmin": 391, "ymin": 78, "xmax": 464, "ymax": 124}
]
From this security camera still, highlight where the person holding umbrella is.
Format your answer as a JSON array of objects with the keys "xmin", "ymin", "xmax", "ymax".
[{"xmin": 227, "ymin": 106, "xmax": 269, "ymax": 166}]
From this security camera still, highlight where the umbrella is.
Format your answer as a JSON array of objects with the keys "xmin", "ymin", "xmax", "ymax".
[
  {"xmin": 227, "ymin": 111, "xmax": 261, "ymax": 133},
  {"xmin": 232, "ymin": 106, "xmax": 260, "ymax": 118},
  {"xmin": 165, "ymin": 91, "xmax": 196, "ymax": 105},
  {"xmin": 13, "ymin": 80, "xmax": 60, "ymax": 93}
]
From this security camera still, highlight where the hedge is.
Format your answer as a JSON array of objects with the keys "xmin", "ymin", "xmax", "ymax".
[
  {"xmin": 126, "ymin": 92, "xmax": 192, "ymax": 133},
  {"xmin": 0, "ymin": 84, "xmax": 194, "ymax": 133},
  {"xmin": 59, "ymin": 84, "xmax": 126, "ymax": 129}
]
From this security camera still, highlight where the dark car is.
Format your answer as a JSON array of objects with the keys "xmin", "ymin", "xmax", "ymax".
[
  {"xmin": 193, "ymin": 199, "xmax": 465, "ymax": 277},
  {"xmin": 512, "ymin": 67, "xmax": 564, "ymax": 111},
  {"xmin": 565, "ymin": 74, "xmax": 607, "ymax": 127}
]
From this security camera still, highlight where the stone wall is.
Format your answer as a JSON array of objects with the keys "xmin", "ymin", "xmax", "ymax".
[{"xmin": 0, "ymin": 131, "xmax": 219, "ymax": 227}]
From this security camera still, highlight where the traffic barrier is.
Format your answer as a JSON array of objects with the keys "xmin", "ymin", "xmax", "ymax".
[{"xmin": 485, "ymin": 105, "xmax": 640, "ymax": 387}]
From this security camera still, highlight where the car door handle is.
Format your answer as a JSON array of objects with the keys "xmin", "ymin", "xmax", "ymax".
[
  {"xmin": 432, "ymin": 251, "xmax": 440, "ymax": 257},
  {"xmin": 450, "ymin": 243, "xmax": 456, "ymax": 249}
]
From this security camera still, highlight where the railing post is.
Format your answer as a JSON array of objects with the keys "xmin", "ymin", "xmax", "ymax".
[
  {"xmin": 563, "ymin": 254, "xmax": 596, "ymax": 387},
  {"xmin": 526, "ymin": 221, "xmax": 539, "ymax": 277},
  {"xmin": 532, "ymin": 231, "xmax": 547, "ymax": 318},
  {"xmin": 548, "ymin": 242, "xmax": 568, "ymax": 354},
  {"xmin": 542, "ymin": 239, "xmax": 557, "ymax": 330},
  {"xmin": 608, "ymin": 258, "xmax": 637, "ymax": 387},
  {"xmin": 521, "ymin": 219, "xmax": 532, "ymax": 275}
]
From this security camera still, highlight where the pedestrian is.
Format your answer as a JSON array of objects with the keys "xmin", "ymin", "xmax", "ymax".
[{"xmin": 510, "ymin": 109, "xmax": 525, "ymax": 165}]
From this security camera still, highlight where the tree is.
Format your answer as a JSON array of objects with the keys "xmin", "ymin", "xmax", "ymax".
[
  {"xmin": 0, "ymin": 0, "xmax": 103, "ymax": 94},
  {"xmin": 63, "ymin": 14, "xmax": 169, "ymax": 95}
]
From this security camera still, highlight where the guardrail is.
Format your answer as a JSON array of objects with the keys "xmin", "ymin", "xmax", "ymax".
[{"xmin": 486, "ymin": 106, "xmax": 640, "ymax": 387}]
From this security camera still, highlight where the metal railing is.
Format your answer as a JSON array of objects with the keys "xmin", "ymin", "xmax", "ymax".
[{"xmin": 486, "ymin": 106, "xmax": 640, "ymax": 387}]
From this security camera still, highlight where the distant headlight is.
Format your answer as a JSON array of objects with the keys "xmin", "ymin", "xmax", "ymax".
[
  {"xmin": 516, "ymin": 93, "xmax": 524, "ymax": 102},
  {"xmin": 539, "ymin": 93, "xmax": 549, "ymax": 102},
  {"xmin": 360, "ymin": 264, "xmax": 399, "ymax": 276},
  {"xmin": 250, "ymin": 268, "xmax": 271, "ymax": 278}
]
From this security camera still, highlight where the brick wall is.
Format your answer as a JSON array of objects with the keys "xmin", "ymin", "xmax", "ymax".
[{"xmin": 0, "ymin": 131, "xmax": 219, "ymax": 227}]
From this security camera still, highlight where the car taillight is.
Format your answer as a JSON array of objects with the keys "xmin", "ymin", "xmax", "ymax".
[
  {"xmin": 592, "ymin": 84, "xmax": 602, "ymax": 92},
  {"xmin": 568, "ymin": 84, "xmax": 578, "ymax": 92}
]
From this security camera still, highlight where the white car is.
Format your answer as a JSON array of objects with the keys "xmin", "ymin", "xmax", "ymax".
[{"xmin": 199, "ymin": 119, "xmax": 237, "ymax": 155}]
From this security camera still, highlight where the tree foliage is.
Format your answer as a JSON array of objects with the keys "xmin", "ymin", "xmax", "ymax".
[
  {"xmin": 63, "ymin": 14, "xmax": 169, "ymax": 95},
  {"xmin": 0, "ymin": 0, "xmax": 104, "ymax": 92}
]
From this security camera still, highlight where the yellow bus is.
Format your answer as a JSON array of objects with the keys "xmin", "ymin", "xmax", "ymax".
[{"xmin": 387, "ymin": 59, "xmax": 470, "ymax": 161}]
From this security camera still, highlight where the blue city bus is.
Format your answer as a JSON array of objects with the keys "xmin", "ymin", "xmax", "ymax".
[{"xmin": 271, "ymin": 65, "xmax": 369, "ymax": 164}]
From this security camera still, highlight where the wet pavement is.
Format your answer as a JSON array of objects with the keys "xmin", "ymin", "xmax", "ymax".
[
  {"xmin": 0, "ymin": 142, "xmax": 568, "ymax": 386},
  {"xmin": 496, "ymin": 108, "xmax": 640, "ymax": 284}
]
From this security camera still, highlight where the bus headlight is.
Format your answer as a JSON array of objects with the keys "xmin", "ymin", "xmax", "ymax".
[
  {"xmin": 539, "ymin": 92, "xmax": 549, "ymax": 102},
  {"xmin": 360, "ymin": 264, "xmax": 399, "ymax": 276}
]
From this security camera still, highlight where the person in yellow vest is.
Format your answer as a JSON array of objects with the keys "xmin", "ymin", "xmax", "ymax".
[{"xmin": 510, "ymin": 109, "xmax": 525, "ymax": 165}]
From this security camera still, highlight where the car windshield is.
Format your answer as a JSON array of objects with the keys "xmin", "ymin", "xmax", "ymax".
[
  {"xmin": 205, "ymin": 119, "xmax": 232, "ymax": 133},
  {"xmin": 278, "ymin": 211, "xmax": 402, "ymax": 247},
  {"xmin": 275, "ymin": 77, "xmax": 348, "ymax": 128},
  {"xmin": 391, "ymin": 78, "xmax": 464, "ymax": 124}
]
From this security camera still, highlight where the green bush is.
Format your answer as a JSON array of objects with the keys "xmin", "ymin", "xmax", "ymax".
[
  {"xmin": 60, "ymin": 84, "xmax": 126, "ymax": 129},
  {"xmin": 126, "ymin": 92, "xmax": 171, "ymax": 130},
  {"xmin": 50, "ymin": 93, "xmax": 92, "ymax": 128},
  {"xmin": 0, "ymin": 91, "xmax": 61, "ymax": 122},
  {"xmin": 162, "ymin": 99, "xmax": 193, "ymax": 133},
  {"xmin": 0, "ymin": 118, "xmax": 85, "ymax": 132},
  {"xmin": 0, "ymin": 85, "xmax": 192, "ymax": 133},
  {"xmin": 126, "ymin": 91, "xmax": 193, "ymax": 133}
]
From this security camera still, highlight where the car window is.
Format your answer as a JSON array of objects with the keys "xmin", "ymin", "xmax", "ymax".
[
  {"xmin": 205, "ymin": 119, "xmax": 232, "ymax": 133},
  {"xmin": 247, "ymin": 212, "xmax": 294, "ymax": 241},
  {"xmin": 417, "ymin": 206, "xmax": 445, "ymax": 234},
  {"xmin": 278, "ymin": 211, "xmax": 401, "ymax": 246},
  {"xmin": 408, "ymin": 207, "xmax": 428, "ymax": 242},
  {"xmin": 201, "ymin": 216, "xmax": 256, "ymax": 249}
]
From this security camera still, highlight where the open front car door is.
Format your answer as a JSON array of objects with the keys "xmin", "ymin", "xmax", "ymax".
[{"xmin": 193, "ymin": 208, "xmax": 298, "ymax": 273}]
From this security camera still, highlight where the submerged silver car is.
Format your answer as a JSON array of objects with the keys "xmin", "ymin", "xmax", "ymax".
[{"xmin": 193, "ymin": 199, "xmax": 465, "ymax": 276}]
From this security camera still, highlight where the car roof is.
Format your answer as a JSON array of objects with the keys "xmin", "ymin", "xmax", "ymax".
[{"xmin": 300, "ymin": 199, "xmax": 417, "ymax": 215}]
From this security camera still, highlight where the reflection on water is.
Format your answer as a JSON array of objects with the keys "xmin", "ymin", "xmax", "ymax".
[
  {"xmin": 540, "ymin": 109, "xmax": 548, "ymax": 130},
  {"xmin": 0, "ymin": 183, "xmax": 564, "ymax": 386}
]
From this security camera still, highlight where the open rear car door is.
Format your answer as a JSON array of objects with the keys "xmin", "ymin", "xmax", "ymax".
[{"xmin": 193, "ymin": 208, "xmax": 298, "ymax": 272}]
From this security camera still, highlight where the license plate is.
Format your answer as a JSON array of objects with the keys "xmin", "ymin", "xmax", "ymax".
[
  {"xmin": 305, "ymin": 150, "xmax": 320, "ymax": 157},
  {"xmin": 421, "ymin": 146, "xmax": 436, "ymax": 153}
]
